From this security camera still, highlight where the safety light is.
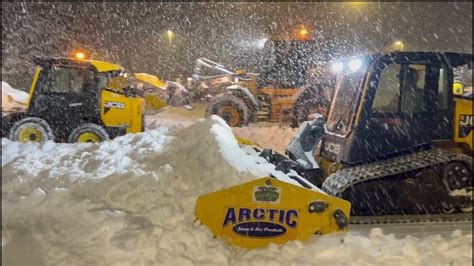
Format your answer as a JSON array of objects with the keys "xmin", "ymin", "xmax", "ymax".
[
  {"xmin": 295, "ymin": 25, "xmax": 311, "ymax": 40},
  {"xmin": 331, "ymin": 62, "xmax": 344, "ymax": 73},
  {"xmin": 74, "ymin": 52, "xmax": 86, "ymax": 60},
  {"xmin": 348, "ymin": 58, "xmax": 362, "ymax": 72}
]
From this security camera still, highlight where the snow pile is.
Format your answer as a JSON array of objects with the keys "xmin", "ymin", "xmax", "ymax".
[
  {"xmin": 231, "ymin": 124, "xmax": 298, "ymax": 154},
  {"xmin": 2, "ymin": 117, "xmax": 472, "ymax": 265},
  {"xmin": 1, "ymin": 81, "xmax": 29, "ymax": 112},
  {"xmin": 210, "ymin": 116, "xmax": 318, "ymax": 190},
  {"xmin": 145, "ymin": 115, "xmax": 197, "ymax": 131},
  {"xmin": 144, "ymin": 101, "xmax": 298, "ymax": 153}
]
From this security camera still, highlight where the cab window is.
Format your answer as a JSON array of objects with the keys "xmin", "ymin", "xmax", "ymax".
[
  {"xmin": 400, "ymin": 64, "xmax": 426, "ymax": 115},
  {"xmin": 372, "ymin": 63, "xmax": 401, "ymax": 113},
  {"xmin": 43, "ymin": 66, "xmax": 95, "ymax": 94},
  {"xmin": 371, "ymin": 64, "xmax": 428, "ymax": 115}
]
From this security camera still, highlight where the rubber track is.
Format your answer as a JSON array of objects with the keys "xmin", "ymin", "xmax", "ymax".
[
  {"xmin": 349, "ymin": 212, "xmax": 472, "ymax": 225},
  {"xmin": 322, "ymin": 148, "xmax": 473, "ymax": 197}
]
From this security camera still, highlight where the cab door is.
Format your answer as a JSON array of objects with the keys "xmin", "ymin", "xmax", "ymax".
[
  {"xmin": 28, "ymin": 64, "xmax": 100, "ymax": 139},
  {"xmin": 352, "ymin": 59, "xmax": 450, "ymax": 161}
]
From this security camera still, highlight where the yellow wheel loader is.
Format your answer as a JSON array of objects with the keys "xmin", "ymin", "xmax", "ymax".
[
  {"xmin": 205, "ymin": 26, "xmax": 335, "ymax": 127},
  {"xmin": 2, "ymin": 57, "xmax": 145, "ymax": 143},
  {"xmin": 189, "ymin": 57, "xmax": 243, "ymax": 99}
]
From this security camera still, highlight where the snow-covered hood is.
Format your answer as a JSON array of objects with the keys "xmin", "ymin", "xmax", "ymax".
[{"xmin": 2, "ymin": 81, "xmax": 29, "ymax": 112}]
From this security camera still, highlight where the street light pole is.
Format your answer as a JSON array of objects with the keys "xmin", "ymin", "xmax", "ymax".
[{"xmin": 166, "ymin": 30, "xmax": 174, "ymax": 46}]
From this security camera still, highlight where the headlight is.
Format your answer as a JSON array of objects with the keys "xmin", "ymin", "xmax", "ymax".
[
  {"xmin": 348, "ymin": 58, "xmax": 362, "ymax": 72},
  {"xmin": 331, "ymin": 62, "xmax": 343, "ymax": 73}
]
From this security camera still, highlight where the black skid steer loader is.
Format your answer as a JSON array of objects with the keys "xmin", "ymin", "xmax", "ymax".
[{"xmin": 266, "ymin": 51, "xmax": 473, "ymax": 217}]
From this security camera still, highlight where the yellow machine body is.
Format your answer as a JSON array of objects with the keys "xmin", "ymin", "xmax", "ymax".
[
  {"xmin": 454, "ymin": 96, "xmax": 473, "ymax": 150},
  {"xmin": 134, "ymin": 73, "xmax": 168, "ymax": 113},
  {"xmin": 133, "ymin": 73, "xmax": 167, "ymax": 88},
  {"xmin": 108, "ymin": 73, "xmax": 168, "ymax": 113},
  {"xmin": 235, "ymin": 136, "xmax": 261, "ymax": 147},
  {"xmin": 100, "ymin": 89, "xmax": 144, "ymax": 133},
  {"xmin": 86, "ymin": 59, "xmax": 124, "ymax": 73},
  {"xmin": 26, "ymin": 67, "xmax": 42, "ymax": 108},
  {"xmin": 258, "ymin": 87, "xmax": 305, "ymax": 123},
  {"xmin": 82, "ymin": 59, "xmax": 145, "ymax": 134},
  {"xmin": 144, "ymin": 94, "xmax": 167, "ymax": 112},
  {"xmin": 196, "ymin": 177, "xmax": 351, "ymax": 249}
]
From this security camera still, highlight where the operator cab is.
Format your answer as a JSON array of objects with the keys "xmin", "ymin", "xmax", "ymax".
[
  {"xmin": 258, "ymin": 31, "xmax": 326, "ymax": 89},
  {"xmin": 321, "ymin": 52, "xmax": 473, "ymax": 165}
]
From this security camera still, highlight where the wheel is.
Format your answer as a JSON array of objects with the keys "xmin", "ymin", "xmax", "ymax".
[
  {"xmin": 9, "ymin": 117, "xmax": 54, "ymax": 143},
  {"xmin": 205, "ymin": 94, "xmax": 250, "ymax": 127},
  {"xmin": 441, "ymin": 162, "xmax": 472, "ymax": 213},
  {"xmin": 68, "ymin": 123, "xmax": 109, "ymax": 143}
]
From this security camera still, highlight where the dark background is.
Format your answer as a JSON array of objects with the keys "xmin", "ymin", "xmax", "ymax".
[{"xmin": 2, "ymin": 2, "xmax": 472, "ymax": 90}]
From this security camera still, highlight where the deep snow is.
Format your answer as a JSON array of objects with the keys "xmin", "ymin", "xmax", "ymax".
[{"xmin": 2, "ymin": 116, "xmax": 472, "ymax": 265}]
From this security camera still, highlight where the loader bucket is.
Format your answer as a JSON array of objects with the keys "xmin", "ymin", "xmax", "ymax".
[{"xmin": 195, "ymin": 177, "xmax": 351, "ymax": 249}]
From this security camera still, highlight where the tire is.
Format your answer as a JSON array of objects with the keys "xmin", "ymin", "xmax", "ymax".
[
  {"xmin": 68, "ymin": 123, "xmax": 109, "ymax": 143},
  {"xmin": 9, "ymin": 117, "xmax": 54, "ymax": 143},
  {"xmin": 205, "ymin": 94, "xmax": 250, "ymax": 127}
]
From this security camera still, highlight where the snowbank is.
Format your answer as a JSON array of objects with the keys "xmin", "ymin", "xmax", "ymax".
[
  {"xmin": 2, "ymin": 117, "xmax": 472, "ymax": 265},
  {"xmin": 231, "ymin": 124, "xmax": 297, "ymax": 154},
  {"xmin": 145, "ymin": 104, "xmax": 298, "ymax": 153},
  {"xmin": 1, "ymin": 81, "xmax": 29, "ymax": 112}
]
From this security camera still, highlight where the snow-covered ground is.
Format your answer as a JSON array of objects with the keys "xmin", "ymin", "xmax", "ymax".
[{"xmin": 2, "ymin": 116, "xmax": 472, "ymax": 265}]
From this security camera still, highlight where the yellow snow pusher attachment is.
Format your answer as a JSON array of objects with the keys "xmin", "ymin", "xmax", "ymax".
[
  {"xmin": 196, "ymin": 177, "xmax": 351, "ymax": 248},
  {"xmin": 108, "ymin": 73, "xmax": 168, "ymax": 114}
]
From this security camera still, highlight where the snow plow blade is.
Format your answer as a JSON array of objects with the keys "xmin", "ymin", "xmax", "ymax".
[{"xmin": 195, "ymin": 177, "xmax": 351, "ymax": 248}]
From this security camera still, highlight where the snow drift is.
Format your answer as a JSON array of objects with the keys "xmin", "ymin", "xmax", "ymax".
[
  {"xmin": 2, "ymin": 116, "xmax": 472, "ymax": 265},
  {"xmin": 1, "ymin": 81, "xmax": 29, "ymax": 112}
]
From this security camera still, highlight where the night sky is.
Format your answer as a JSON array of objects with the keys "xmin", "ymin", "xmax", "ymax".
[{"xmin": 2, "ymin": 2, "xmax": 472, "ymax": 90}]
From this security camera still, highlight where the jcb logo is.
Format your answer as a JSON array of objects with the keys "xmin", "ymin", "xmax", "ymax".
[
  {"xmin": 104, "ymin": 101, "xmax": 125, "ymax": 109},
  {"xmin": 460, "ymin": 115, "xmax": 473, "ymax": 127},
  {"xmin": 324, "ymin": 142, "xmax": 341, "ymax": 154},
  {"xmin": 459, "ymin": 115, "xmax": 473, "ymax": 138}
]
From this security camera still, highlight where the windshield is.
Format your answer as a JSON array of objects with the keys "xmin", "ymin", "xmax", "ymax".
[{"xmin": 326, "ymin": 71, "xmax": 366, "ymax": 135}]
